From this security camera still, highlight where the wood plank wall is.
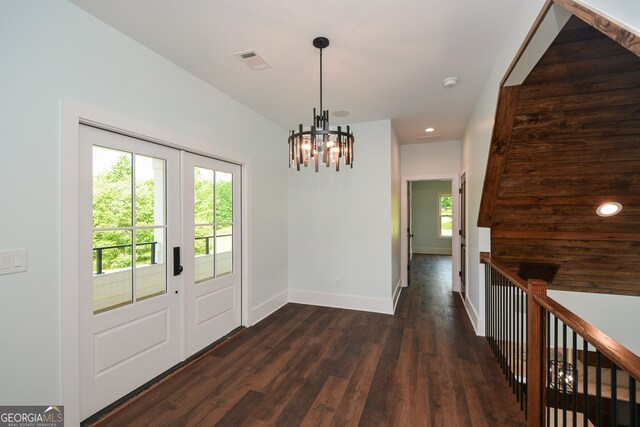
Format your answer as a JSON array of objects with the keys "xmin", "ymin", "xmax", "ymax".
[{"xmin": 490, "ymin": 16, "xmax": 640, "ymax": 296}]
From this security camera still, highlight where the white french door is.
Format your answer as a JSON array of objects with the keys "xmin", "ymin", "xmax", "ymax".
[
  {"xmin": 79, "ymin": 125, "xmax": 182, "ymax": 419},
  {"xmin": 184, "ymin": 153, "xmax": 242, "ymax": 357},
  {"xmin": 78, "ymin": 126, "xmax": 242, "ymax": 420}
]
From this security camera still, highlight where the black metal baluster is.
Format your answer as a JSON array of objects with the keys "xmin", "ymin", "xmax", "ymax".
[
  {"xmin": 485, "ymin": 265, "xmax": 489, "ymax": 348},
  {"xmin": 491, "ymin": 271, "xmax": 498, "ymax": 357},
  {"xmin": 596, "ymin": 351, "xmax": 602, "ymax": 426},
  {"xmin": 500, "ymin": 278, "xmax": 507, "ymax": 373},
  {"xmin": 611, "ymin": 363, "xmax": 617, "ymax": 427},
  {"xmin": 554, "ymin": 315, "xmax": 559, "ymax": 427},
  {"xmin": 572, "ymin": 331, "xmax": 578, "ymax": 427},
  {"xmin": 547, "ymin": 312, "xmax": 552, "ymax": 426},
  {"xmin": 630, "ymin": 376, "xmax": 637, "ymax": 427},
  {"xmin": 508, "ymin": 280, "xmax": 512, "ymax": 387},
  {"xmin": 525, "ymin": 294, "xmax": 528, "ymax": 416},
  {"xmin": 514, "ymin": 287, "xmax": 522, "ymax": 404},
  {"xmin": 583, "ymin": 339, "xmax": 588, "ymax": 427},
  {"xmin": 562, "ymin": 322, "xmax": 567, "ymax": 427},
  {"xmin": 490, "ymin": 267, "xmax": 497, "ymax": 356},
  {"xmin": 543, "ymin": 308, "xmax": 548, "ymax": 426},
  {"xmin": 511, "ymin": 282, "xmax": 515, "ymax": 394}
]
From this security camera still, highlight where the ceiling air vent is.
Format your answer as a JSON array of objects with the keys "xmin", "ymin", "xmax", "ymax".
[{"xmin": 234, "ymin": 49, "xmax": 271, "ymax": 71}]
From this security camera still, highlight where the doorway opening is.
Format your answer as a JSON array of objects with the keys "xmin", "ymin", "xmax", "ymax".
[
  {"xmin": 400, "ymin": 174, "xmax": 461, "ymax": 297},
  {"xmin": 408, "ymin": 179, "xmax": 453, "ymax": 289}
]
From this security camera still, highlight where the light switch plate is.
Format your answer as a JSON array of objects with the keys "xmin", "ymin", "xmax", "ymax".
[{"xmin": 0, "ymin": 248, "xmax": 27, "ymax": 275}]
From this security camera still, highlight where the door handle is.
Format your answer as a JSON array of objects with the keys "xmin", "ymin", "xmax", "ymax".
[{"xmin": 173, "ymin": 247, "xmax": 184, "ymax": 276}]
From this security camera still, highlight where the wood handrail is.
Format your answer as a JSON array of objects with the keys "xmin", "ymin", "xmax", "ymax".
[
  {"xmin": 480, "ymin": 251, "xmax": 529, "ymax": 293},
  {"xmin": 533, "ymin": 293, "xmax": 640, "ymax": 382}
]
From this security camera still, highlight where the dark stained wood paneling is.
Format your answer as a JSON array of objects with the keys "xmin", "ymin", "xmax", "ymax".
[
  {"xmin": 523, "ymin": 53, "xmax": 640, "ymax": 85},
  {"xmin": 493, "ymin": 238, "xmax": 640, "ymax": 296},
  {"xmin": 488, "ymin": 17, "xmax": 640, "ymax": 295},
  {"xmin": 485, "ymin": 4, "xmax": 640, "ymax": 295},
  {"xmin": 477, "ymin": 85, "xmax": 521, "ymax": 227},
  {"xmin": 518, "ymin": 70, "xmax": 640, "ymax": 100},
  {"xmin": 90, "ymin": 256, "xmax": 526, "ymax": 426}
]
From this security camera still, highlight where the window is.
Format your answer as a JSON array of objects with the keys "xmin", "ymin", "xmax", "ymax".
[
  {"xmin": 193, "ymin": 167, "xmax": 234, "ymax": 283},
  {"xmin": 438, "ymin": 193, "xmax": 453, "ymax": 238},
  {"xmin": 92, "ymin": 146, "xmax": 167, "ymax": 314}
]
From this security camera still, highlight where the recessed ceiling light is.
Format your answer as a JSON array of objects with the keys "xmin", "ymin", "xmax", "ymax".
[
  {"xmin": 425, "ymin": 127, "xmax": 435, "ymax": 133},
  {"xmin": 596, "ymin": 202, "xmax": 622, "ymax": 217}
]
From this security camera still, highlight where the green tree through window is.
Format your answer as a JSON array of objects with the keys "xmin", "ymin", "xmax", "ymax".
[{"xmin": 439, "ymin": 193, "xmax": 453, "ymax": 237}]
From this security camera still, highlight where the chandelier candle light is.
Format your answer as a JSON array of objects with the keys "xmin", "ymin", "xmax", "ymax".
[{"xmin": 288, "ymin": 37, "xmax": 355, "ymax": 172}]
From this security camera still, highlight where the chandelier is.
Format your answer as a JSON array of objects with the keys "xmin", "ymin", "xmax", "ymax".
[{"xmin": 288, "ymin": 37, "xmax": 355, "ymax": 172}]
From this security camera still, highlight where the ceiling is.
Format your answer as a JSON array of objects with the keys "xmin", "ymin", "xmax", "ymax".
[{"xmin": 70, "ymin": 0, "xmax": 525, "ymax": 145}]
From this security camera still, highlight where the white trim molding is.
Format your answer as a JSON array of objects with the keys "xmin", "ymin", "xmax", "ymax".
[
  {"xmin": 392, "ymin": 278, "xmax": 403, "ymax": 311},
  {"xmin": 288, "ymin": 289, "xmax": 394, "ymax": 315},
  {"xmin": 61, "ymin": 100, "xmax": 253, "ymax": 425},
  {"xmin": 250, "ymin": 289, "xmax": 288, "ymax": 326},
  {"xmin": 464, "ymin": 297, "xmax": 485, "ymax": 336},
  {"xmin": 413, "ymin": 247, "xmax": 453, "ymax": 255}
]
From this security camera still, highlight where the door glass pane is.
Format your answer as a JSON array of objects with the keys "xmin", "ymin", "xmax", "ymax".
[
  {"xmin": 93, "ymin": 146, "xmax": 132, "ymax": 228},
  {"xmin": 136, "ymin": 228, "xmax": 166, "ymax": 301},
  {"xmin": 194, "ymin": 167, "xmax": 214, "ymax": 224},
  {"xmin": 215, "ymin": 171, "xmax": 232, "ymax": 224},
  {"xmin": 135, "ymin": 154, "xmax": 166, "ymax": 226},
  {"xmin": 195, "ymin": 225, "xmax": 214, "ymax": 283},
  {"xmin": 93, "ymin": 230, "xmax": 133, "ymax": 314},
  {"xmin": 215, "ymin": 224, "xmax": 232, "ymax": 277}
]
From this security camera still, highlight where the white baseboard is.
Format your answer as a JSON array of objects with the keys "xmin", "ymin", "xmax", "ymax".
[
  {"xmin": 392, "ymin": 278, "xmax": 403, "ymax": 312},
  {"xmin": 413, "ymin": 247, "xmax": 452, "ymax": 255},
  {"xmin": 463, "ymin": 296, "xmax": 485, "ymax": 336},
  {"xmin": 250, "ymin": 289, "xmax": 288, "ymax": 326},
  {"xmin": 288, "ymin": 289, "xmax": 394, "ymax": 315}
]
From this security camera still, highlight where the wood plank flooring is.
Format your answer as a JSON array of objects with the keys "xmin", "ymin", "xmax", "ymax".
[{"xmin": 93, "ymin": 255, "xmax": 525, "ymax": 426}]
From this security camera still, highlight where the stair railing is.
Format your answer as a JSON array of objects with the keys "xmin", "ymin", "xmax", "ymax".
[{"xmin": 481, "ymin": 252, "xmax": 640, "ymax": 426}]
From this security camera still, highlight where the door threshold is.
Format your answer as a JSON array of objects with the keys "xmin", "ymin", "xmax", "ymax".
[{"xmin": 82, "ymin": 326, "xmax": 247, "ymax": 426}]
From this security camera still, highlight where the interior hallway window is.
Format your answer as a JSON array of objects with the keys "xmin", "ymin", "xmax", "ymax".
[{"xmin": 438, "ymin": 193, "xmax": 453, "ymax": 237}]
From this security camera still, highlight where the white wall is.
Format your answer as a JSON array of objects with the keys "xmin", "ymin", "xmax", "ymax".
[
  {"xmin": 411, "ymin": 181, "xmax": 453, "ymax": 255},
  {"xmin": 390, "ymin": 125, "xmax": 402, "ymax": 301},
  {"xmin": 288, "ymin": 120, "xmax": 395, "ymax": 312},
  {"xmin": 0, "ymin": 0, "xmax": 287, "ymax": 407},
  {"xmin": 581, "ymin": 0, "xmax": 640, "ymax": 33},
  {"xmin": 460, "ymin": 0, "xmax": 549, "ymax": 335},
  {"xmin": 401, "ymin": 141, "xmax": 462, "ymax": 176}
]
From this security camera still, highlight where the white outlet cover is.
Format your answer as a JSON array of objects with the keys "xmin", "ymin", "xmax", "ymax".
[{"xmin": 0, "ymin": 248, "xmax": 27, "ymax": 275}]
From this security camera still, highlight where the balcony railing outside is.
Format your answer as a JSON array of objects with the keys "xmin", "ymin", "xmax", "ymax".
[{"xmin": 93, "ymin": 241, "xmax": 157, "ymax": 275}]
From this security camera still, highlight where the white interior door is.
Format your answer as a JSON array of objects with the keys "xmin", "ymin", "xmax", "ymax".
[
  {"xmin": 184, "ymin": 152, "xmax": 242, "ymax": 357},
  {"xmin": 78, "ymin": 125, "xmax": 182, "ymax": 419}
]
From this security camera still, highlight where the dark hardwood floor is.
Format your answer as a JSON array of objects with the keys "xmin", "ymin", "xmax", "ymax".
[{"xmin": 93, "ymin": 254, "xmax": 525, "ymax": 426}]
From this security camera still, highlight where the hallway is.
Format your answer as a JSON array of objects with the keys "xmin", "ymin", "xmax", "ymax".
[{"xmin": 93, "ymin": 254, "xmax": 525, "ymax": 426}]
